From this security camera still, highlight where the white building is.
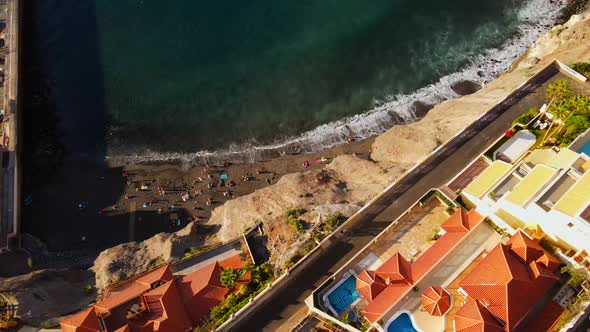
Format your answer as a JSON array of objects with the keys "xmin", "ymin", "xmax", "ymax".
[{"xmin": 461, "ymin": 148, "xmax": 590, "ymax": 267}]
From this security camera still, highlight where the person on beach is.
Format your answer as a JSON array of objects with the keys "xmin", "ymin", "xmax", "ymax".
[{"xmin": 181, "ymin": 193, "xmax": 190, "ymax": 202}]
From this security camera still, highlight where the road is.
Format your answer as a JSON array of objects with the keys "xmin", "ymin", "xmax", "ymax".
[{"xmin": 227, "ymin": 65, "xmax": 560, "ymax": 331}]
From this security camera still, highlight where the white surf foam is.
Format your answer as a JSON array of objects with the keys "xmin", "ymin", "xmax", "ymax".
[{"xmin": 108, "ymin": 0, "xmax": 567, "ymax": 166}]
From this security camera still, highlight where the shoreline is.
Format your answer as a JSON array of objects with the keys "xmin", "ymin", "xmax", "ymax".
[
  {"xmin": 18, "ymin": 0, "xmax": 577, "ymax": 258},
  {"xmin": 105, "ymin": 0, "xmax": 568, "ymax": 167}
]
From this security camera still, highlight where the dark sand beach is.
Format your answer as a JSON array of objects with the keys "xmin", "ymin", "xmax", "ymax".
[{"xmin": 22, "ymin": 132, "xmax": 376, "ymax": 257}]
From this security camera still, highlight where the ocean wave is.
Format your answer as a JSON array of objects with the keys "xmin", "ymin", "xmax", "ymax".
[{"xmin": 108, "ymin": 0, "xmax": 566, "ymax": 166}]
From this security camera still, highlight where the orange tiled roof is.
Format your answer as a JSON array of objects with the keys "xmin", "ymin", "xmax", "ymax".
[
  {"xmin": 135, "ymin": 265, "xmax": 174, "ymax": 287},
  {"xmin": 178, "ymin": 261, "xmax": 231, "ymax": 325},
  {"xmin": 507, "ymin": 231, "xmax": 544, "ymax": 264},
  {"xmin": 455, "ymin": 299, "xmax": 505, "ymax": 332},
  {"xmin": 356, "ymin": 270, "xmax": 387, "ymax": 302},
  {"xmin": 362, "ymin": 285, "xmax": 410, "ymax": 323},
  {"xmin": 61, "ymin": 307, "xmax": 101, "ymax": 332},
  {"xmin": 357, "ymin": 208, "xmax": 484, "ymax": 323},
  {"xmin": 421, "ymin": 286, "xmax": 451, "ymax": 316},
  {"xmin": 129, "ymin": 281, "xmax": 192, "ymax": 332},
  {"xmin": 94, "ymin": 282, "xmax": 151, "ymax": 314},
  {"xmin": 376, "ymin": 252, "xmax": 412, "ymax": 284},
  {"xmin": 537, "ymin": 252, "xmax": 561, "ymax": 271},
  {"xmin": 61, "ymin": 254, "xmax": 250, "ymax": 332},
  {"xmin": 521, "ymin": 300, "xmax": 564, "ymax": 332},
  {"xmin": 442, "ymin": 209, "xmax": 484, "ymax": 233},
  {"xmin": 458, "ymin": 231, "xmax": 559, "ymax": 331},
  {"xmin": 113, "ymin": 325, "xmax": 130, "ymax": 332},
  {"xmin": 219, "ymin": 254, "xmax": 248, "ymax": 270},
  {"xmin": 411, "ymin": 232, "xmax": 466, "ymax": 280}
]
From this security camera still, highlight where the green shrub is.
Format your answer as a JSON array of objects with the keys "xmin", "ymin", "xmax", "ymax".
[
  {"xmin": 220, "ymin": 268, "xmax": 241, "ymax": 289},
  {"xmin": 286, "ymin": 208, "xmax": 307, "ymax": 232},
  {"xmin": 288, "ymin": 216, "xmax": 306, "ymax": 232},
  {"xmin": 251, "ymin": 264, "xmax": 274, "ymax": 284},
  {"xmin": 183, "ymin": 246, "xmax": 201, "ymax": 259},
  {"xmin": 560, "ymin": 266, "xmax": 588, "ymax": 288},
  {"xmin": 302, "ymin": 241, "xmax": 317, "ymax": 255},
  {"xmin": 546, "ymin": 79, "xmax": 572, "ymax": 103},
  {"xmin": 359, "ymin": 320, "xmax": 372, "ymax": 332},
  {"xmin": 570, "ymin": 62, "xmax": 590, "ymax": 78},
  {"xmin": 286, "ymin": 208, "xmax": 306, "ymax": 219},
  {"xmin": 514, "ymin": 108, "xmax": 538, "ymax": 127},
  {"xmin": 324, "ymin": 213, "xmax": 347, "ymax": 232}
]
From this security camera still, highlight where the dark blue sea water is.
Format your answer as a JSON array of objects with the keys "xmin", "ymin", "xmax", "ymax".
[{"xmin": 25, "ymin": 0, "xmax": 565, "ymax": 163}]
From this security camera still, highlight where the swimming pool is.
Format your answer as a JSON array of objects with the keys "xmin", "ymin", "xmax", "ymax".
[
  {"xmin": 386, "ymin": 312, "xmax": 419, "ymax": 332},
  {"xmin": 325, "ymin": 274, "xmax": 360, "ymax": 316},
  {"xmin": 578, "ymin": 140, "xmax": 590, "ymax": 157}
]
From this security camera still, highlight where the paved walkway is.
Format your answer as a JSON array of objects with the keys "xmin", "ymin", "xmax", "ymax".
[{"xmin": 227, "ymin": 65, "xmax": 561, "ymax": 332}]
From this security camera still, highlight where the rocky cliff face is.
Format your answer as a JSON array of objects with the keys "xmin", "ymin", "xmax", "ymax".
[{"xmin": 89, "ymin": 9, "xmax": 590, "ymax": 291}]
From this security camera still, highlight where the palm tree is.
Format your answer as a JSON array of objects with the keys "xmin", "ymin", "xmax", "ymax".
[
  {"xmin": 220, "ymin": 268, "xmax": 241, "ymax": 289},
  {"xmin": 546, "ymin": 79, "xmax": 572, "ymax": 103},
  {"xmin": 542, "ymin": 101, "xmax": 573, "ymax": 145},
  {"xmin": 251, "ymin": 264, "xmax": 273, "ymax": 284},
  {"xmin": 541, "ymin": 80, "xmax": 574, "ymax": 145}
]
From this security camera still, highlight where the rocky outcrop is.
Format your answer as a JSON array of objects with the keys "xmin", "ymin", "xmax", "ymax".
[
  {"xmin": 518, "ymin": 10, "xmax": 590, "ymax": 69},
  {"xmin": 0, "ymin": 269, "xmax": 95, "ymax": 326},
  {"xmin": 92, "ymin": 222, "xmax": 201, "ymax": 290}
]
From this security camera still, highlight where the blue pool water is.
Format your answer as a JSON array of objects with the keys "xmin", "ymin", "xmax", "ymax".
[
  {"xmin": 578, "ymin": 140, "xmax": 590, "ymax": 157},
  {"xmin": 327, "ymin": 275, "xmax": 360, "ymax": 316},
  {"xmin": 387, "ymin": 313, "xmax": 419, "ymax": 332}
]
